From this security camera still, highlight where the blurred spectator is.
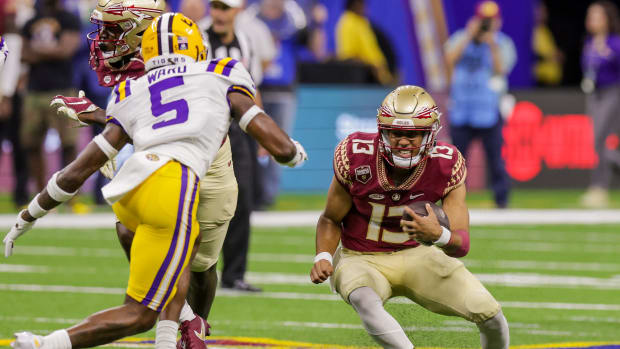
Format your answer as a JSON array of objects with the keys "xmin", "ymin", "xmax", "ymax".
[
  {"xmin": 444, "ymin": 0, "xmax": 516, "ymax": 208},
  {"xmin": 20, "ymin": 0, "xmax": 81, "ymax": 195},
  {"xmin": 180, "ymin": 0, "xmax": 207, "ymax": 22},
  {"xmin": 580, "ymin": 1, "xmax": 620, "ymax": 208},
  {"xmin": 246, "ymin": 0, "xmax": 306, "ymax": 209},
  {"xmin": 196, "ymin": 0, "xmax": 264, "ymax": 292},
  {"xmin": 335, "ymin": 0, "xmax": 393, "ymax": 85},
  {"xmin": 533, "ymin": 1, "xmax": 563, "ymax": 86},
  {"xmin": 236, "ymin": 1, "xmax": 276, "ymax": 76},
  {"xmin": 0, "ymin": 0, "xmax": 28, "ymax": 208}
]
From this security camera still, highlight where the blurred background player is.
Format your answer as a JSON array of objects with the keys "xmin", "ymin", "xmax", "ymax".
[
  {"xmin": 444, "ymin": 0, "xmax": 516, "ymax": 208},
  {"xmin": 6, "ymin": 12, "xmax": 306, "ymax": 349},
  {"xmin": 20, "ymin": 0, "xmax": 81, "ymax": 202},
  {"xmin": 0, "ymin": 0, "xmax": 28, "ymax": 209},
  {"xmin": 310, "ymin": 86, "xmax": 509, "ymax": 348}
]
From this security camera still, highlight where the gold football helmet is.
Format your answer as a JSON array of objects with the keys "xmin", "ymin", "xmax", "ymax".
[
  {"xmin": 142, "ymin": 13, "xmax": 207, "ymax": 71},
  {"xmin": 377, "ymin": 85, "xmax": 441, "ymax": 169},
  {"xmin": 88, "ymin": 0, "xmax": 165, "ymax": 69}
]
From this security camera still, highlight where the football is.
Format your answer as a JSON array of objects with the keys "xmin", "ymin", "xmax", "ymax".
[{"xmin": 402, "ymin": 200, "xmax": 450, "ymax": 229}]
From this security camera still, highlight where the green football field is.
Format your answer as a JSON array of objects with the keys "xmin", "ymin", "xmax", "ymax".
[{"xmin": 1, "ymin": 221, "xmax": 620, "ymax": 348}]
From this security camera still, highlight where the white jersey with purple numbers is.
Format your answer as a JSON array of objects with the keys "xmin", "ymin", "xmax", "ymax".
[{"xmin": 105, "ymin": 58, "xmax": 256, "ymax": 178}]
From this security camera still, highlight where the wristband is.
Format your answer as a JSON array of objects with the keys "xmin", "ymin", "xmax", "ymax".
[
  {"xmin": 238, "ymin": 105, "xmax": 263, "ymax": 132},
  {"xmin": 93, "ymin": 134, "xmax": 119, "ymax": 159},
  {"xmin": 433, "ymin": 226, "xmax": 452, "ymax": 247},
  {"xmin": 46, "ymin": 172, "xmax": 78, "ymax": 203},
  {"xmin": 313, "ymin": 252, "xmax": 333, "ymax": 265},
  {"xmin": 27, "ymin": 194, "xmax": 48, "ymax": 219}
]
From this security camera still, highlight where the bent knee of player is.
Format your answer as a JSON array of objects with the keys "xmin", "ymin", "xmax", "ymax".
[
  {"xmin": 116, "ymin": 222, "xmax": 135, "ymax": 253},
  {"xmin": 464, "ymin": 289, "xmax": 501, "ymax": 323}
]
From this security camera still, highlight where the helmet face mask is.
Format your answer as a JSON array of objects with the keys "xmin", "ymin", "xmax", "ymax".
[
  {"xmin": 88, "ymin": 0, "xmax": 165, "ymax": 71},
  {"xmin": 377, "ymin": 85, "xmax": 441, "ymax": 169}
]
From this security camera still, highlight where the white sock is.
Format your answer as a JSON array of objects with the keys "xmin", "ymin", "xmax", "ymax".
[
  {"xmin": 477, "ymin": 310, "xmax": 510, "ymax": 349},
  {"xmin": 41, "ymin": 330, "xmax": 71, "ymax": 349},
  {"xmin": 155, "ymin": 320, "xmax": 179, "ymax": 349},
  {"xmin": 178, "ymin": 301, "xmax": 196, "ymax": 323},
  {"xmin": 349, "ymin": 287, "xmax": 414, "ymax": 349}
]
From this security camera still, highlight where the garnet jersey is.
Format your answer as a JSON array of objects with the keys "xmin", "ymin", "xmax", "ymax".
[{"xmin": 334, "ymin": 132, "xmax": 466, "ymax": 252}]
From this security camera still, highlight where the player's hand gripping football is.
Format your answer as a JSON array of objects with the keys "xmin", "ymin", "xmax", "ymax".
[
  {"xmin": 3, "ymin": 210, "xmax": 35, "ymax": 257},
  {"xmin": 310, "ymin": 258, "xmax": 333, "ymax": 284},
  {"xmin": 50, "ymin": 90, "xmax": 99, "ymax": 126},
  {"xmin": 401, "ymin": 203, "xmax": 442, "ymax": 244}
]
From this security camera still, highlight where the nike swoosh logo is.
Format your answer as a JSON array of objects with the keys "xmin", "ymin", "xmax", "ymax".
[
  {"xmin": 193, "ymin": 326, "xmax": 206, "ymax": 341},
  {"xmin": 69, "ymin": 100, "xmax": 88, "ymax": 105},
  {"xmin": 410, "ymin": 193, "xmax": 424, "ymax": 200}
]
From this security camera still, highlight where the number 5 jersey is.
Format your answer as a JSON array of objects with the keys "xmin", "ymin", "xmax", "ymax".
[
  {"xmin": 102, "ymin": 58, "xmax": 256, "ymax": 203},
  {"xmin": 334, "ymin": 131, "xmax": 467, "ymax": 253}
]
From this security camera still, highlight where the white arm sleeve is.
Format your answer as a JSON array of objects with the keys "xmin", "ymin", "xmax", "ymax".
[{"xmin": 0, "ymin": 34, "xmax": 22, "ymax": 97}]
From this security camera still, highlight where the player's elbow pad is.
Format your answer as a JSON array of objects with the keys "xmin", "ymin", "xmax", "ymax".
[{"xmin": 446, "ymin": 229, "xmax": 470, "ymax": 258}]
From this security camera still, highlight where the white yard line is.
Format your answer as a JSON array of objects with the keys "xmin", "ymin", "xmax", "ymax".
[
  {"xmin": 248, "ymin": 253, "xmax": 620, "ymax": 272},
  {"xmin": 1, "ymin": 209, "xmax": 620, "ymax": 228},
  {"xmin": 2, "ymin": 283, "xmax": 620, "ymax": 311}
]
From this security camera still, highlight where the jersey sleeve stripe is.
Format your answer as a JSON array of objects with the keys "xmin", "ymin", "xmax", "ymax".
[
  {"xmin": 114, "ymin": 80, "xmax": 131, "ymax": 103},
  {"xmin": 221, "ymin": 59, "xmax": 238, "ymax": 76},
  {"xmin": 227, "ymin": 85, "xmax": 255, "ymax": 101},
  {"xmin": 105, "ymin": 116, "xmax": 127, "ymax": 134},
  {"xmin": 206, "ymin": 58, "xmax": 222, "ymax": 72},
  {"xmin": 213, "ymin": 57, "xmax": 233, "ymax": 75}
]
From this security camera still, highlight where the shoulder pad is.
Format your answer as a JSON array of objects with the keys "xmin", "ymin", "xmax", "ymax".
[
  {"xmin": 333, "ymin": 136, "xmax": 353, "ymax": 189},
  {"xmin": 442, "ymin": 145, "xmax": 467, "ymax": 195}
]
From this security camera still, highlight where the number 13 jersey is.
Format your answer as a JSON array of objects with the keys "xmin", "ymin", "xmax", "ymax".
[
  {"xmin": 334, "ymin": 132, "xmax": 467, "ymax": 253},
  {"xmin": 105, "ymin": 58, "xmax": 256, "ymax": 179}
]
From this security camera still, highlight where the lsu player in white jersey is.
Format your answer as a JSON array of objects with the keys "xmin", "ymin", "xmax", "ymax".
[
  {"xmin": 4, "ymin": 12, "xmax": 306, "ymax": 349},
  {"xmin": 50, "ymin": 0, "xmax": 249, "ymax": 346}
]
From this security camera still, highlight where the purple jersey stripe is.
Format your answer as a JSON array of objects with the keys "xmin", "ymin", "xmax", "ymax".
[
  {"xmin": 105, "ymin": 116, "xmax": 128, "ymax": 134},
  {"xmin": 157, "ymin": 171, "xmax": 199, "ymax": 312},
  {"xmin": 221, "ymin": 59, "xmax": 238, "ymax": 77},
  {"xmin": 141, "ymin": 163, "xmax": 187, "ymax": 308},
  {"xmin": 125, "ymin": 80, "xmax": 132, "ymax": 98},
  {"xmin": 206, "ymin": 59, "xmax": 220, "ymax": 72},
  {"xmin": 114, "ymin": 84, "xmax": 120, "ymax": 103}
]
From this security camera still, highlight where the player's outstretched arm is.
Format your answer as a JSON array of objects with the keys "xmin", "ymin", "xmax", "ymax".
[
  {"xmin": 438, "ymin": 184, "xmax": 470, "ymax": 257},
  {"xmin": 2, "ymin": 124, "xmax": 129, "ymax": 257},
  {"xmin": 228, "ymin": 91, "xmax": 307, "ymax": 167},
  {"xmin": 311, "ymin": 177, "xmax": 352, "ymax": 284}
]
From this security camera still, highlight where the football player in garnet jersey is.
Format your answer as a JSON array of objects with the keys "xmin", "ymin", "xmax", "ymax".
[{"xmin": 310, "ymin": 86, "xmax": 509, "ymax": 348}]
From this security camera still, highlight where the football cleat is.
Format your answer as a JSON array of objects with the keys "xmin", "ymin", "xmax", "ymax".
[
  {"xmin": 177, "ymin": 315, "xmax": 210, "ymax": 349},
  {"xmin": 11, "ymin": 332, "xmax": 43, "ymax": 349}
]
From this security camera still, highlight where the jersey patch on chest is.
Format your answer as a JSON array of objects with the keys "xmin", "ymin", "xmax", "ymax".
[{"xmin": 355, "ymin": 165, "xmax": 372, "ymax": 184}]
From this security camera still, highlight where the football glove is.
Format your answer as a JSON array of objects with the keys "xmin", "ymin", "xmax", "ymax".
[
  {"xmin": 99, "ymin": 158, "xmax": 117, "ymax": 179},
  {"xmin": 50, "ymin": 90, "xmax": 98, "ymax": 127},
  {"xmin": 3, "ymin": 210, "xmax": 36, "ymax": 258},
  {"xmin": 281, "ymin": 139, "xmax": 308, "ymax": 168}
]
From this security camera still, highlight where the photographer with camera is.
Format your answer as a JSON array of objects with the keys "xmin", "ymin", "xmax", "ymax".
[{"xmin": 444, "ymin": 0, "xmax": 516, "ymax": 208}]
